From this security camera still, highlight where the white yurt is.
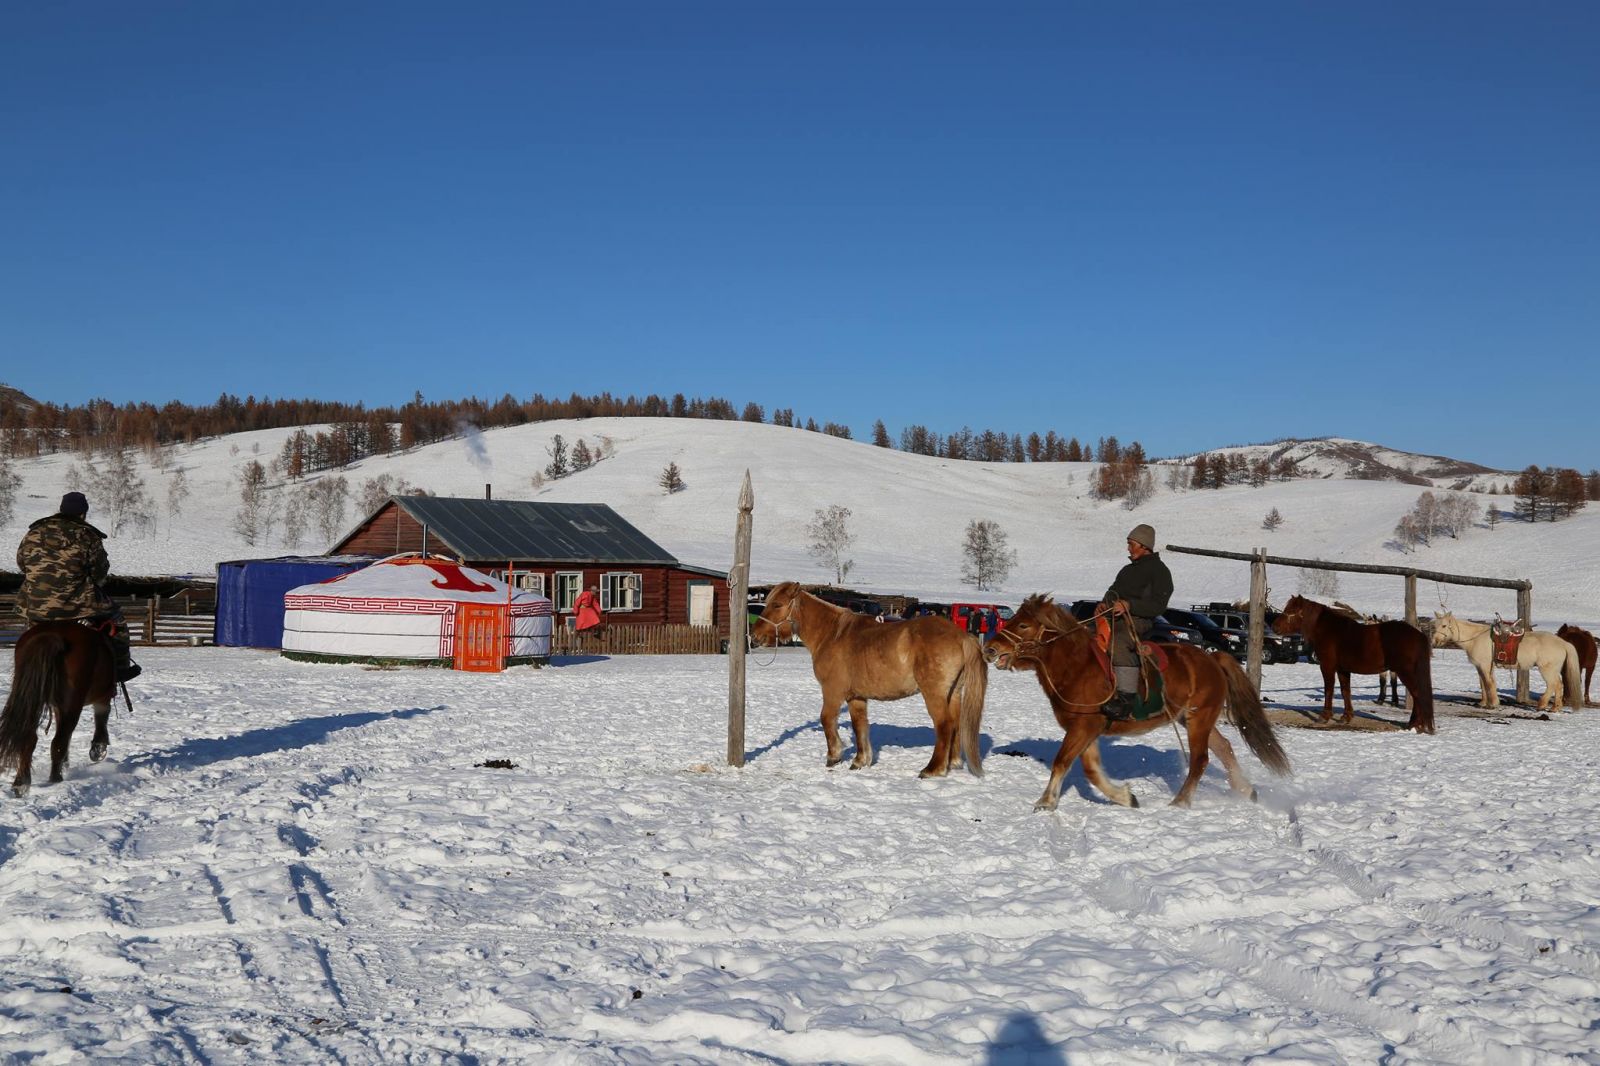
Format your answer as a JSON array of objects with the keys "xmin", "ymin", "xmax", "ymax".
[{"xmin": 281, "ymin": 555, "xmax": 553, "ymax": 665}]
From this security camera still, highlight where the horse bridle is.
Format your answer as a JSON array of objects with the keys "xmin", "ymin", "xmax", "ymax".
[
  {"xmin": 992, "ymin": 605, "xmax": 1135, "ymax": 713},
  {"xmin": 757, "ymin": 593, "xmax": 801, "ymax": 645}
]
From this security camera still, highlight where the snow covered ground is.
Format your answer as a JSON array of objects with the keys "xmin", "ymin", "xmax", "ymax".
[
  {"xmin": 3, "ymin": 421, "xmax": 1598, "ymax": 1061},
  {"xmin": 1, "ymin": 645, "xmax": 1598, "ymax": 1064}
]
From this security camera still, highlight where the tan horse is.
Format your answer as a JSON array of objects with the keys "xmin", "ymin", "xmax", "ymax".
[
  {"xmin": 985, "ymin": 594, "xmax": 1290, "ymax": 811},
  {"xmin": 1432, "ymin": 612, "xmax": 1581, "ymax": 712},
  {"xmin": 751, "ymin": 581, "xmax": 986, "ymax": 777}
]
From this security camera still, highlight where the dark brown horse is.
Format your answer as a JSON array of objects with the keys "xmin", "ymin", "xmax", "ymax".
[
  {"xmin": 1557, "ymin": 624, "xmax": 1596, "ymax": 706},
  {"xmin": 984, "ymin": 595, "xmax": 1290, "ymax": 810},
  {"xmin": 0, "ymin": 621, "xmax": 117, "ymax": 796},
  {"xmin": 1274, "ymin": 595, "xmax": 1434, "ymax": 733},
  {"xmin": 751, "ymin": 581, "xmax": 986, "ymax": 777}
]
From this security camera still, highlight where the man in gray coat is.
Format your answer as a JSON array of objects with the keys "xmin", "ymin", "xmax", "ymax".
[{"xmin": 1101, "ymin": 523, "xmax": 1173, "ymax": 719}]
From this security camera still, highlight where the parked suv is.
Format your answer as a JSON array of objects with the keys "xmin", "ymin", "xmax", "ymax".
[
  {"xmin": 1192, "ymin": 602, "xmax": 1305, "ymax": 664},
  {"xmin": 1160, "ymin": 607, "xmax": 1247, "ymax": 660}
]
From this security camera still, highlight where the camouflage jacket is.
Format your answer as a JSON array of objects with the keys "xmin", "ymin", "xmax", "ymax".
[{"xmin": 16, "ymin": 513, "xmax": 111, "ymax": 621}]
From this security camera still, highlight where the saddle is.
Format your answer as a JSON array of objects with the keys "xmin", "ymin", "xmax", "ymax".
[
  {"xmin": 1090, "ymin": 617, "xmax": 1169, "ymax": 719},
  {"xmin": 1491, "ymin": 617, "xmax": 1525, "ymax": 666}
]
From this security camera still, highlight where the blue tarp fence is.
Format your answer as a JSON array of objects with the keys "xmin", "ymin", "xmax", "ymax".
[{"xmin": 215, "ymin": 555, "xmax": 375, "ymax": 649}]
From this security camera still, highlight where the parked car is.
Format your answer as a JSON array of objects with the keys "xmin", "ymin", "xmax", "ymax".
[
  {"xmin": 1191, "ymin": 602, "xmax": 1306, "ymax": 663},
  {"xmin": 1160, "ymin": 608, "xmax": 1248, "ymax": 660},
  {"xmin": 1066, "ymin": 600, "xmax": 1206, "ymax": 649}
]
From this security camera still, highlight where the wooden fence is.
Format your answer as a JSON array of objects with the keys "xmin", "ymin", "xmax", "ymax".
[
  {"xmin": 550, "ymin": 623, "xmax": 722, "ymax": 656},
  {"xmin": 1, "ymin": 591, "xmax": 218, "ymax": 648}
]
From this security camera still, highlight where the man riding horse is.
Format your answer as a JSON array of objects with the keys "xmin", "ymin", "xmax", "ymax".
[
  {"xmin": 16, "ymin": 492, "xmax": 141, "ymax": 683},
  {"xmin": 1102, "ymin": 522, "xmax": 1172, "ymax": 720}
]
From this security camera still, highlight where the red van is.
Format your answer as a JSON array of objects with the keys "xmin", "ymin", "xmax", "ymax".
[{"xmin": 949, "ymin": 603, "xmax": 1012, "ymax": 635}]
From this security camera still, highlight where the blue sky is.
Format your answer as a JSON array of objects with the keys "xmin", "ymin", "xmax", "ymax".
[{"xmin": 2, "ymin": 2, "xmax": 1596, "ymax": 469}]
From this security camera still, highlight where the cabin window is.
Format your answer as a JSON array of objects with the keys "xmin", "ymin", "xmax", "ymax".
[
  {"xmin": 553, "ymin": 571, "xmax": 583, "ymax": 611},
  {"xmin": 513, "ymin": 572, "xmax": 545, "ymax": 596},
  {"xmin": 600, "ymin": 571, "xmax": 642, "ymax": 612}
]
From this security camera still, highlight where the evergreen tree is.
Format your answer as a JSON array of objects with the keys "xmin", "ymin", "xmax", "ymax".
[
  {"xmin": 871, "ymin": 420, "xmax": 891, "ymax": 448},
  {"xmin": 659, "ymin": 461, "xmax": 685, "ymax": 494}
]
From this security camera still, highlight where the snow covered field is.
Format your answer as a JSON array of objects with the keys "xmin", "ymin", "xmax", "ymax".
[
  {"xmin": 2, "ymin": 645, "xmax": 1598, "ymax": 1064},
  {"xmin": 3, "ymin": 421, "xmax": 1598, "ymax": 1061}
]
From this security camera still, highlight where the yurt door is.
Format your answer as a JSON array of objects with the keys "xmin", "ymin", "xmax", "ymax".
[{"xmin": 455, "ymin": 605, "xmax": 508, "ymax": 672}]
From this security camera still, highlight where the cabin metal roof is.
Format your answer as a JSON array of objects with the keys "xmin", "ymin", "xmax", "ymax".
[{"xmin": 380, "ymin": 497, "xmax": 680, "ymax": 566}]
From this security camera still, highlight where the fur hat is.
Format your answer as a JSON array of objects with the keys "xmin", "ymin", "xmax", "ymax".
[
  {"xmin": 60, "ymin": 491, "xmax": 89, "ymax": 517},
  {"xmin": 1127, "ymin": 523, "xmax": 1155, "ymax": 550}
]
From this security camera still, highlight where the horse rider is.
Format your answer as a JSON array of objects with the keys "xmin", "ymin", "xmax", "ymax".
[
  {"xmin": 1101, "ymin": 522, "xmax": 1172, "ymax": 719},
  {"xmin": 16, "ymin": 491, "xmax": 142, "ymax": 683}
]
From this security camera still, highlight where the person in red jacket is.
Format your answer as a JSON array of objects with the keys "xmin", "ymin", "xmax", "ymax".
[{"xmin": 573, "ymin": 584, "xmax": 603, "ymax": 635}]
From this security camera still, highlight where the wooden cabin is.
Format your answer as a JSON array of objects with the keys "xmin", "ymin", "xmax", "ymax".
[{"xmin": 330, "ymin": 496, "xmax": 731, "ymax": 639}]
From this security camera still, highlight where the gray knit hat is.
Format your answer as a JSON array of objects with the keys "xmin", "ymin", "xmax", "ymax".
[{"xmin": 1127, "ymin": 523, "xmax": 1155, "ymax": 550}]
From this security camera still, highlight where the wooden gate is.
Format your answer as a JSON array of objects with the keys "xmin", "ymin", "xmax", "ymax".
[{"xmin": 454, "ymin": 604, "xmax": 508, "ymax": 672}]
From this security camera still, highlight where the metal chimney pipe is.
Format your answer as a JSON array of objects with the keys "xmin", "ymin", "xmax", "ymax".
[{"xmin": 485, "ymin": 483, "xmax": 492, "ymax": 500}]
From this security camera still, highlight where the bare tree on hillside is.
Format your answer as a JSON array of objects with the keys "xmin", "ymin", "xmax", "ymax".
[
  {"xmin": 571, "ymin": 438, "xmax": 594, "ymax": 472},
  {"xmin": 308, "ymin": 477, "xmax": 351, "ymax": 546},
  {"xmin": 233, "ymin": 460, "xmax": 270, "ymax": 546},
  {"xmin": 0, "ymin": 453, "xmax": 20, "ymax": 528},
  {"xmin": 88, "ymin": 450, "xmax": 154, "ymax": 535},
  {"xmin": 282, "ymin": 484, "xmax": 310, "ymax": 549},
  {"xmin": 961, "ymin": 519, "xmax": 1017, "ymax": 591},
  {"xmin": 806, "ymin": 504, "xmax": 855, "ymax": 584},
  {"xmin": 545, "ymin": 435, "xmax": 569, "ymax": 480},
  {"xmin": 1298, "ymin": 563, "xmax": 1340, "ymax": 600},
  {"xmin": 165, "ymin": 468, "xmax": 190, "ymax": 534},
  {"xmin": 357, "ymin": 474, "xmax": 416, "ymax": 517}
]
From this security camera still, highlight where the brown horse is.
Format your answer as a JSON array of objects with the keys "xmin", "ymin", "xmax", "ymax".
[
  {"xmin": 1275, "ymin": 595, "xmax": 1434, "ymax": 734},
  {"xmin": 0, "ymin": 621, "xmax": 117, "ymax": 796},
  {"xmin": 984, "ymin": 595, "xmax": 1290, "ymax": 810},
  {"xmin": 751, "ymin": 581, "xmax": 986, "ymax": 777},
  {"xmin": 1556, "ymin": 625, "xmax": 1596, "ymax": 706}
]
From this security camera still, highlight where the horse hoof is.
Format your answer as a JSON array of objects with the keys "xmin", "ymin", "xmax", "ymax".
[
  {"xmin": 826, "ymin": 757, "xmax": 845, "ymax": 768},
  {"xmin": 90, "ymin": 742, "xmax": 108, "ymax": 762},
  {"xmin": 1250, "ymin": 787, "xmax": 1259, "ymax": 804},
  {"xmin": 1032, "ymin": 801, "xmax": 1057, "ymax": 813},
  {"xmin": 1128, "ymin": 793, "xmax": 1140, "ymax": 809},
  {"xmin": 12, "ymin": 784, "xmax": 28, "ymax": 798}
]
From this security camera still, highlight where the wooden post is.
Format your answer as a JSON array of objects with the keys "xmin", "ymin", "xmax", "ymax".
[
  {"xmin": 1247, "ymin": 547, "xmax": 1267, "ymax": 694},
  {"xmin": 146, "ymin": 596, "xmax": 157, "ymax": 644},
  {"xmin": 728, "ymin": 470, "xmax": 754, "ymax": 767},
  {"xmin": 1516, "ymin": 585, "xmax": 1532, "ymax": 704},
  {"xmin": 1404, "ymin": 573, "xmax": 1417, "ymax": 712}
]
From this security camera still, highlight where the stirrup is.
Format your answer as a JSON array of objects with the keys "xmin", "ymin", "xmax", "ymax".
[
  {"xmin": 116, "ymin": 663, "xmax": 142, "ymax": 683},
  {"xmin": 1101, "ymin": 691, "xmax": 1137, "ymax": 721}
]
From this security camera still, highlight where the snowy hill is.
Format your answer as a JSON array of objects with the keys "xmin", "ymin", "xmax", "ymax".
[
  {"xmin": 3, "ymin": 418, "xmax": 1594, "ymax": 625},
  {"xmin": 1158, "ymin": 436, "xmax": 1506, "ymax": 488}
]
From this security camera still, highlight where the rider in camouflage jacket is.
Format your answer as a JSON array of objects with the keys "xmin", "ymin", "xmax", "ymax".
[{"xmin": 16, "ymin": 492, "xmax": 141, "ymax": 681}]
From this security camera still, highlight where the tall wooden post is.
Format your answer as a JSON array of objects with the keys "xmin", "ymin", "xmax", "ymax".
[
  {"xmin": 1404, "ymin": 573, "xmax": 1418, "ymax": 712},
  {"xmin": 1247, "ymin": 547, "xmax": 1267, "ymax": 694},
  {"xmin": 728, "ymin": 471, "xmax": 754, "ymax": 766},
  {"xmin": 1516, "ymin": 584, "xmax": 1532, "ymax": 704}
]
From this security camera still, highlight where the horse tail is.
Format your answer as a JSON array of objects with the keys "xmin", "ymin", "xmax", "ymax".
[
  {"xmin": 0, "ymin": 630, "xmax": 67, "ymax": 771},
  {"xmin": 1213, "ymin": 651, "xmax": 1291, "ymax": 777},
  {"xmin": 1563, "ymin": 642, "xmax": 1582, "ymax": 711},
  {"xmin": 952, "ymin": 635, "xmax": 987, "ymax": 777}
]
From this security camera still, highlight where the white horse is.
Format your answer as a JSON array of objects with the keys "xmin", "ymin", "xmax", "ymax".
[{"xmin": 1432, "ymin": 612, "xmax": 1582, "ymax": 712}]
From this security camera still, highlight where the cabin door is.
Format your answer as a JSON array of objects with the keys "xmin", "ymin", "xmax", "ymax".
[{"xmin": 688, "ymin": 582, "xmax": 714, "ymax": 626}]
